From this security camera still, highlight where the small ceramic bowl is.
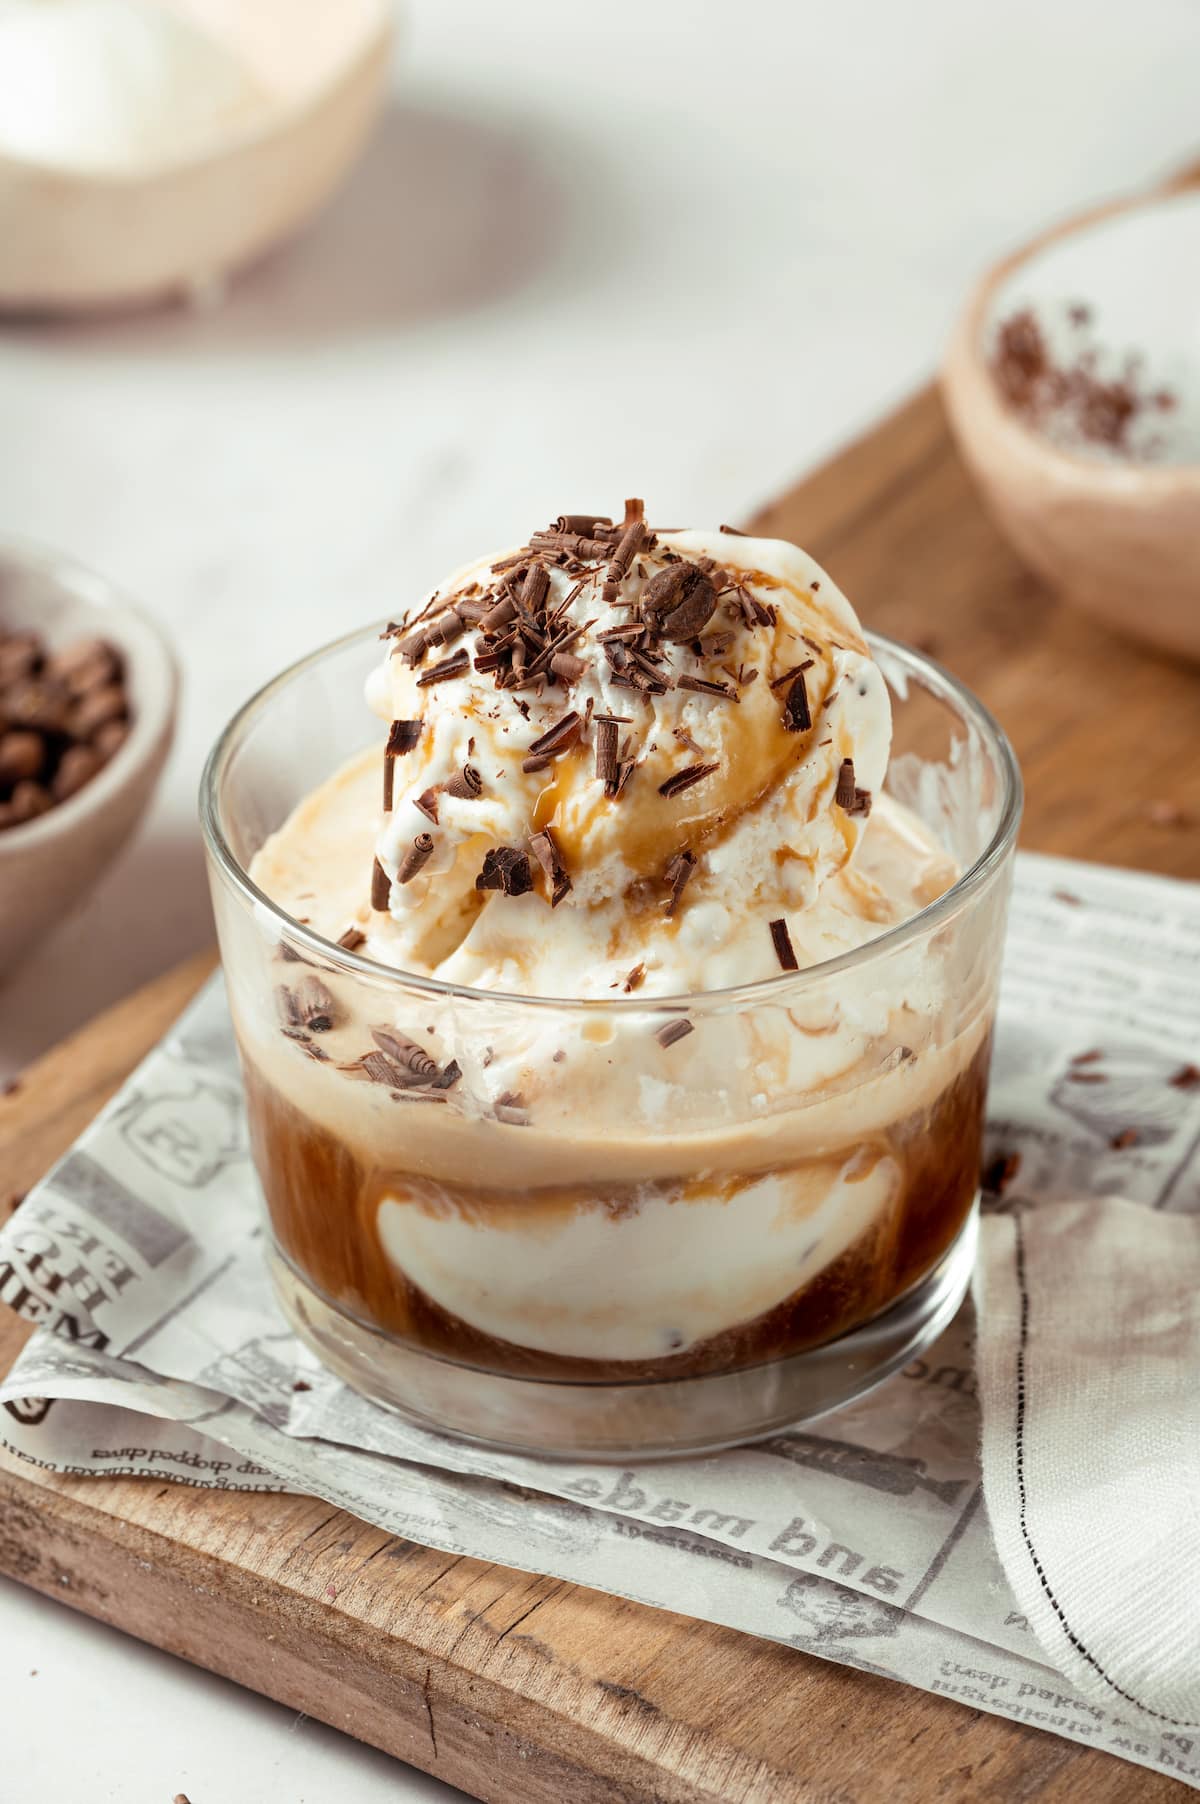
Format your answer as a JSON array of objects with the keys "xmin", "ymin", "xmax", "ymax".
[
  {"xmin": 942, "ymin": 181, "xmax": 1200, "ymax": 664},
  {"xmin": 0, "ymin": 543, "xmax": 177, "ymax": 978},
  {"xmin": 0, "ymin": 0, "xmax": 393, "ymax": 314}
]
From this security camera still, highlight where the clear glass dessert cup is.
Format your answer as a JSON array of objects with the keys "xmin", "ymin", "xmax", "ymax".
[{"xmin": 200, "ymin": 626, "xmax": 1021, "ymax": 1459}]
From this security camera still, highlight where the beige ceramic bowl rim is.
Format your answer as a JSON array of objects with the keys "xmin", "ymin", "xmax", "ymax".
[
  {"xmin": 0, "ymin": 536, "xmax": 178, "ymax": 858},
  {"xmin": 0, "ymin": 0, "xmax": 394, "ymax": 186},
  {"xmin": 200, "ymin": 618, "xmax": 1023, "ymax": 1016},
  {"xmin": 945, "ymin": 180, "xmax": 1200, "ymax": 491}
]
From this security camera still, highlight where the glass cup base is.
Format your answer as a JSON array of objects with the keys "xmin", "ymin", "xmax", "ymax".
[{"xmin": 269, "ymin": 1202, "xmax": 979, "ymax": 1461}]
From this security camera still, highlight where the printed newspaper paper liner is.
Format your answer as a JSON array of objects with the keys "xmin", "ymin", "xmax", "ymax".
[{"xmin": 1, "ymin": 851, "xmax": 1199, "ymax": 1789}]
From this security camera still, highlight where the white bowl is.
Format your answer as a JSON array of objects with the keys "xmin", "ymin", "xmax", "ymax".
[
  {"xmin": 942, "ymin": 181, "xmax": 1200, "ymax": 664},
  {"xmin": 0, "ymin": 0, "xmax": 393, "ymax": 314},
  {"xmin": 0, "ymin": 543, "xmax": 177, "ymax": 977}
]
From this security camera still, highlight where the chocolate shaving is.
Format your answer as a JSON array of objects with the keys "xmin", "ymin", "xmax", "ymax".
[
  {"xmin": 526, "ymin": 710, "xmax": 582, "ymax": 759},
  {"xmin": 782, "ymin": 671, "xmax": 812, "ymax": 733},
  {"xmin": 664, "ymin": 849, "xmax": 696, "ymax": 916},
  {"xmin": 555, "ymin": 513, "xmax": 612, "ymax": 535},
  {"xmin": 1110, "ymin": 1128, "xmax": 1140, "ymax": 1150},
  {"xmin": 833, "ymin": 758, "xmax": 870, "ymax": 816},
  {"xmin": 770, "ymin": 659, "xmax": 815, "ymax": 690},
  {"xmin": 337, "ymin": 927, "xmax": 366, "ymax": 951},
  {"xmin": 371, "ymin": 858, "xmax": 391, "ymax": 910},
  {"xmin": 613, "ymin": 758, "xmax": 637, "ymax": 798},
  {"xmin": 658, "ymin": 762, "xmax": 718, "ymax": 799},
  {"xmin": 371, "ymin": 1027, "xmax": 439, "ymax": 1081},
  {"xmin": 522, "ymin": 752, "xmax": 553, "ymax": 773},
  {"xmin": 476, "ymin": 845, "xmax": 534, "ymax": 896},
  {"xmin": 550, "ymin": 651, "xmax": 586, "ymax": 683},
  {"xmin": 719, "ymin": 523, "xmax": 748, "ymax": 535},
  {"xmin": 530, "ymin": 531, "xmax": 615, "ymax": 561},
  {"xmin": 361, "ymin": 1050, "xmax": 407, "ymax": 1088},
  {"xmin": 769, "ymin": 918, "xmax": 799, "ymax": 972},
  {"xmin": 431, "ymin": 1059, "xmax": 462, "ymax": 1091},
  {"xmin": 396, "ymin": 834, "xmax": 435, "ymax": 885},
  {"xmin": 602, "ymin": 518, "xmax": 646, "ymax": 604},
  {"xmin": 1170, "ymin": 1063, "xmax": 1200, "ymax": 1091},
  {"xmin": 519, "ymin": 563, "xmax": 550, "ymax": 615},
  {"xmin": 481, "ymin": 594, "xmax": 518, "ymax": 635},
  {"xmin": 422, "ymin": 608, "xmax": 466, "ymax": 652},
  {"xmin": 293, "ymin": 974, "xmax": 338, "ymax": 1032},
  {"xmin": 677, "ymin": 674, "xmax": 737, "ymax": 701},
  {"xmin": 622, "ymin": 962, "xmax": 646, "ymax": 992},
  {"xmin": 595, "ymin": 717, "xmax": 619, "ymax": 789},
  {"xmin": 414, "ymin": 788, "xmax": 440, "ymax": 825},
  {"xmin": 417, "ymin": 648, "xmax": 469, "ymax": 687},
  {"xmin": 529, "ymin": 826, "xmax": 572, "ymax": 906},
  {"xmin": 655, "ymin": 1018, "xmax": 694, "ymax": 1049},
  {"xmin": 387, "ymin": 719, "xmax": 422, "ymax": 757},
  {"xmin": 444, "ymin": 764, "xmax": 483, "ymax": 799},
  {"xmin": 397, "ymin": 627, "xmax": 432, "ymax": 666}
]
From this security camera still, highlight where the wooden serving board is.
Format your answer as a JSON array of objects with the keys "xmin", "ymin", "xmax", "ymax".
[{"xmin": 3, "ymin": 388, "xmax": 1199, "ymax": 1804}]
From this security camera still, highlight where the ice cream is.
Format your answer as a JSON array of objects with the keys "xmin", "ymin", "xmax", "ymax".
[{"xmin": 238, "ymin": 505, "xmax": 993, "ymax": 1386}]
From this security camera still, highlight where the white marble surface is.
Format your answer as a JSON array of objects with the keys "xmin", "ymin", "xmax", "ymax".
[{"xmin": 2, "ymin": 0, "xmax": 1199, "ymax": 1795}]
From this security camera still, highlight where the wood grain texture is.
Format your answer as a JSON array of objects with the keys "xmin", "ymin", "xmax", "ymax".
[{"xmin": 1, "ymin": 388, "xmax": 1197, "ymax": 1803}]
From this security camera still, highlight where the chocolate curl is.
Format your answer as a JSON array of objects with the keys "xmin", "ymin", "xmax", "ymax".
[
  {"xmin": 519, "ymin": 563, "xmax": 550, "ymax": 615},
  {"xmin": 396, "ymin": 833, "xmax": 435, "ymax": 884},
  {"xmin": 595, "ymin": 717, "xmax": 619, "ymax": 791},
  {"xmin": 481, "ymin": 594, "xmax": 518, "ymax": 635},
  {"xmin": 444, "ymin": 764, "xmax": 483, "ymax": 800},
  {"xmin": 602, "ymin": 517, "xmax": 647, "ymax": 605},
  {"xmin": 371, "ymin": 1027, "xmax": 439, "ymax": 1081}
]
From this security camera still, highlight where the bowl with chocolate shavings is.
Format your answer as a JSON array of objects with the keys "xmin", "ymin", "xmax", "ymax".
[
  {"xmin": 942, "ymin": 176, "xmax": 1200, "ymax": 664},
  {"xmin": 0, "ymin": 540, "xmax": 176, "ymax": 975}
]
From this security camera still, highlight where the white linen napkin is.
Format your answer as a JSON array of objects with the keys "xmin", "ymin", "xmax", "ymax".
[{"xmin": 974, "ymin": 1195, "xmax": 1200, "ymax": 1735}]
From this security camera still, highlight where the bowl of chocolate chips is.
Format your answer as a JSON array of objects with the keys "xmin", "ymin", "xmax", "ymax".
[{"xmin": 0, "ymin": 541, "xmax": 176, "ymax": 975}]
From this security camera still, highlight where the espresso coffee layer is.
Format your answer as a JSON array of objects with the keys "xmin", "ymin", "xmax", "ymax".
[{"xmin": 244, "ymin": 1032, "xmax": 988, "ymax": 1380}]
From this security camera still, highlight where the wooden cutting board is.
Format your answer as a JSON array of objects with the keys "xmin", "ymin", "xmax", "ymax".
[{"xmin": 3, "ymin": 387, "xmax": 1199, "ymax": 1804}]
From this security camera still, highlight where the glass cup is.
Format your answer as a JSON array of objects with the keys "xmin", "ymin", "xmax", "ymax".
[{"xmin": 201, "ymin": 627, "xmax": 1021, "ymax": 1458}]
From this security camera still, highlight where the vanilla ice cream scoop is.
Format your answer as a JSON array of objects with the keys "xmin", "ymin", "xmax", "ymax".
[{"xmin": 363, "ymin": 505, "xmax": 895, "ymax": 998}]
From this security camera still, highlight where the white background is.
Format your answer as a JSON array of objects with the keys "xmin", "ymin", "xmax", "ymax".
[{"xmin": 2, "ymin": 0, "xmax": 1199, "ymax": 1797}]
